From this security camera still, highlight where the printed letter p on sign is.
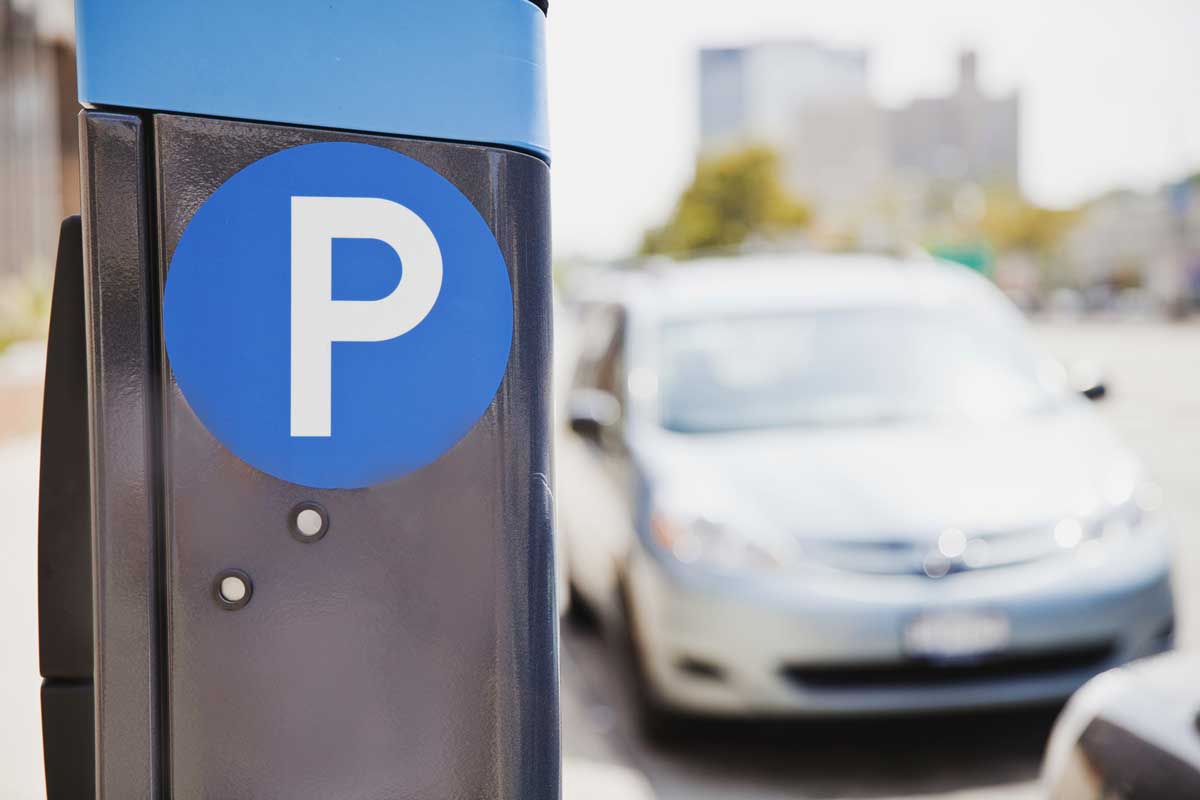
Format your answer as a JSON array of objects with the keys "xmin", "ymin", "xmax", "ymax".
[{"xmin": 289, "ymin": 196, "xmax": 443, "ymax": 438}]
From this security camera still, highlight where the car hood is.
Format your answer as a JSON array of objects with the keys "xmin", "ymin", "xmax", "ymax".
[{"xmin": 641, "ymin": 405, "xmax": 1140, "ymax": 541}]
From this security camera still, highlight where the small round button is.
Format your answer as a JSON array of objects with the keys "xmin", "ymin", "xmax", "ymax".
[
  {"xmin": 220, "ymin": 576, "xmax": 247, "ymax": 603},
  {"xmin": 214, "ymin": 569, "xmax": 253, "ymax": 610},
  {"xmin": 297, "ymin": 509, "xmax": 322, "ymax": 536},
  {"xmin": 289, "ymin": 502, "xmax": 329, "ymax": 542}
]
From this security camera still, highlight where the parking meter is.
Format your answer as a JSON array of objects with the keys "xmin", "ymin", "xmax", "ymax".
[{"xmin": 39, "ymin": 2, "xmax": 557, "ymax": 798}]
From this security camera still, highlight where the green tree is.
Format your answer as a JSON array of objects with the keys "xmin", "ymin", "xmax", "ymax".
[
  {"xmin": 926, "ymin": 185, "xmax": 1080, "ymax": 279},
  {"xmin": 640, "ymin": 146, "xmax": 811, "ymax": 258},
  {"xmin": 975, "ymin": 186, "xmax": 1080, "ymax": 256}
]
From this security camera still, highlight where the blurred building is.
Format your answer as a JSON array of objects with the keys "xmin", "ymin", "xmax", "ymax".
[
  {"xmin": 699, "ymin": 40, "xmax": 884, "ymax": 220},
  {"xmin": 1063, "ymin": 182, "xmax": 1200, "ymax": 305},
  {"xmin": 698, "ymin": 44, "xmax": 1021, "ymax": 232},
  {"xmin": 890, "ymin": 52, "xmax": 1019, "ymax": 187},
  {"xmin": 1, "ymin": 0, "xmax": 77, "ymax": 279},
  {"xmin": 699, "ymin": 40, "xmax": 871, "ymax": 153},
  {"xmin": 786, "ymin": 94, "xmax": 891, "ymax": 230}
]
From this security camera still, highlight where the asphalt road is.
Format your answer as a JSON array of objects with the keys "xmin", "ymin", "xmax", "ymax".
[{"xmin": 558, "ymin": 320, "xmax": 1200, "ymax": 800}]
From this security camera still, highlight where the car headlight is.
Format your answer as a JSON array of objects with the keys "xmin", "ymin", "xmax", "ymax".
[
  {"xmin": 649, "ymin": 510, "xmax": 789, "ymax": 572},
  {"xmin": 1089, "ymin": 481, "xmax": 1164, "ymax": 542},
  {"xmin": 1049, "ymin": 481, "xmax": 1165, "ymax": 560}
]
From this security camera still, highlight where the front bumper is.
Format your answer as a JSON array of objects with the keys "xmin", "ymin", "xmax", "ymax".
[{"xmin": 625, "ymin": 533, "xmax": 1176, "ymax": 717}]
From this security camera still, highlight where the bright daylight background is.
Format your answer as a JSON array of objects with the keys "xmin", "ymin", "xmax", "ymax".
[{"xmin": 548, "ymin": 0, "xmax": 1200, "ymax": 258}]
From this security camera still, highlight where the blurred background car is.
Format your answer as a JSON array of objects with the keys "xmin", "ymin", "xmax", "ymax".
[
  {"xmin": 558, "ymin": 254, "xmax": 1175, "ymax": 735},
  {"xmin": 1041, "ymin": 651, "xmax": 1200, "ymax": 799}
]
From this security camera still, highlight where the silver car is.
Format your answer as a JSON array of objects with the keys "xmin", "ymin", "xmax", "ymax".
[
  {"xmin": 1042, "ymin": 651, "xmax": 1200, "ymax": 798},
  {"xmin": 558, "ymin": 255, "xmax": 1175, "ymax": 734}
]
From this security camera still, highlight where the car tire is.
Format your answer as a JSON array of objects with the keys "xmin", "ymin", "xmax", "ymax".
[
  {"xmin": 617, "ymin": 576, "xmax": 686, "ymax": 743},
  {"xmin": 564, "ymin": 578, "xmax": 600, "ymax": 632}
]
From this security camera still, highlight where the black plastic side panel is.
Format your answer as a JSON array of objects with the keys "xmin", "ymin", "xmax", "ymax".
[
  {"xmin": 41, "ymin": 683, "xmax": 95, "ymax": 800},
  {"xmin": 39, "ymin": 215, "xmax": 91, "ymax": 681},
  {"xmin": 39, "ymin": 214, "xmax": 96, "ymax": 800},
  {"xmin": 79, "ymin": 110, "xmax": 162, "ymax": 800},
  {"xmin": 153, "ymin": 115, "xmax": 558, "ymax": 799}
]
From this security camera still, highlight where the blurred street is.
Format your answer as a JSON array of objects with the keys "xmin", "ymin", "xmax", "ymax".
[
  {"xmin": 3, "ymin": 320, "xmax": 1198, "ymax": 798},
  {"xmin": 557, "ymin": 320, "xmax": 1200, "ymax": 800}
]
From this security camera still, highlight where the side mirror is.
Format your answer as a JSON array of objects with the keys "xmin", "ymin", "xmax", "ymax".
[
  {"xmin": 1080, "ymin": 380, "xmax": 1108, "ymax": 402},
  {"xmin": 1068, "ymin": 360, "xmax": 1108, "ymax": 402},
  {"xmin": 568, "ymin": 388, "xmax": 620, "ymax": 442}
]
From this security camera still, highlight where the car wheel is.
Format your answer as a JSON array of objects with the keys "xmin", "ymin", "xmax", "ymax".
[
  {"xmin": 617, "ymin": 576, "xmax": 686, "ymax": 742},
  {"xmin": 564, "ymin": 578, "xmax": 600, "ymax": 632}
]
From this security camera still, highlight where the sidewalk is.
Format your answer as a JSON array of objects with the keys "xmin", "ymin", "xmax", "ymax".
[
  {"xmin": 561, "ymin": 633, "xmax": 657, "ymax": 800},
  {"xmin": 0, "ymin": 434, "xmax": 46, "ymax": 800}
]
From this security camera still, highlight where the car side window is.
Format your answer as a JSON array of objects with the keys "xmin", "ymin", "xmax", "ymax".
[
  {"xmin": 570, "ymin": 304, "xmax": 628, "ymax": 452},
  {"xmin": 593, "ymin": 311, "xmax": 626, "ymax": 403},
  {"xmin": 572, "ymin": 304, "xmax": 625, "ymax": 402}
]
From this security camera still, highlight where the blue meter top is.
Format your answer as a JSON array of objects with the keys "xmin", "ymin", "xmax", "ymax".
[{"xmin": 74, "ymin": 0, "xmax": 549, "ymax": 161}]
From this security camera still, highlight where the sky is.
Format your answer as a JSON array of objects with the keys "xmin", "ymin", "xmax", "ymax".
[{"xmin": 545, "ymin": 0, "xmax": 1200, "ymax": 259}]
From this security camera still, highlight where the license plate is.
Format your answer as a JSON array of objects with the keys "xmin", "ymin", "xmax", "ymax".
[{"xmin": 903, "ymin": 610, "xmax": 1011, "ymax": 660}]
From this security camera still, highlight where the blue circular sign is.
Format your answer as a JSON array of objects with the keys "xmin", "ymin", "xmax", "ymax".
[{"xmin": 163, "ymin": 142, "xmax": 513, "ymax": 489}]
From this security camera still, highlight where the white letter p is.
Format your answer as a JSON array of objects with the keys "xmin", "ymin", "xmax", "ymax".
[{"xmin": 290, "ymin": 196, "xmax": 442, "ymax": 437}]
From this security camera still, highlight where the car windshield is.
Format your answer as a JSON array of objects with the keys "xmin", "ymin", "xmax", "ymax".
[{"xmin": 657, "ymin": 306, "xmax": 1061, "ymax": 433}]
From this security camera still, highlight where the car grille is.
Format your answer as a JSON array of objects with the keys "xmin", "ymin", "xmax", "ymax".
[
  {"xmin": 797, "ymin": 522, "xmax": 1070, "ymax": 576},
  {"xmin": 781, "ymin": 641, "xmax": 1116, "ymax": 690}
]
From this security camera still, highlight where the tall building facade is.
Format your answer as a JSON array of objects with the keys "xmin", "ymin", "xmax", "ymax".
[
  {"xmin": 699, "ymin": 40, "xmax": 871, "ymax": 153},
  {"xmin": 890, "ymin": 52, "xmax": 1020, "ymax": 187},
  {"xmin": 699, "ymin": 40, "xmax": 884, "ymax": 225}
]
